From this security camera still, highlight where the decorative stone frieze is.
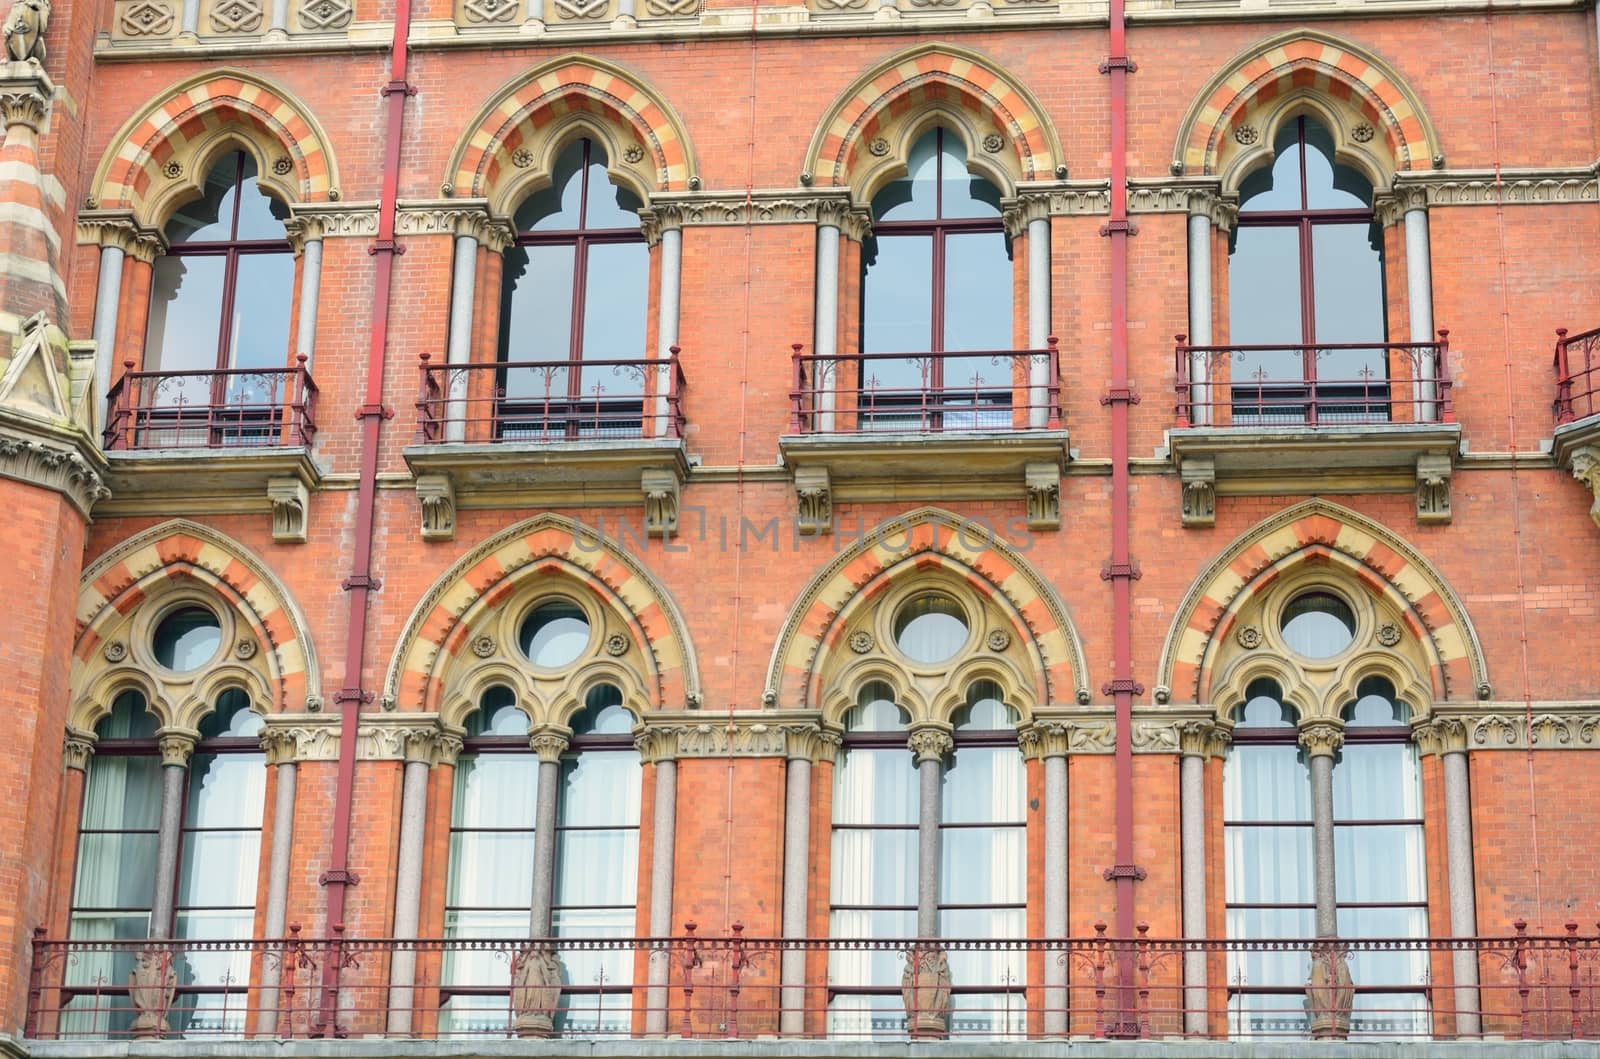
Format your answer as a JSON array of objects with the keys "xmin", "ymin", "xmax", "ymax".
[
  {"xmin": 0, "ymin": 418, "xmax": 109, "ymax": 515},
  {"xmin": 906, "ymin": 723, "xmax": 954, "ymax": 763},
  {"xmin": 1372, "ymin": 184, "xmax": 1430, "ymax": 229},
  {"xmin": 283, "ymin": 204, "xmax": 380, "ymax": 251},
  {"xmin": 1418, "ymin": 705, "xmax": 1600, "ymax": 751},
  {"xmin": 0, "ymin": 61, "xmax": 50, "ymax": 133},
  {"xmin": 259, "ymin": 715, "xmax": 340, "ymax": 762},
  {"xmin": 815, "ymin": 197, "xmax": 872, "ymax": 242},
  {"xmin": 635, "ymin": 204, "xmax": 683, "ymax": 248},
  {"xmin": 1390, "ymin": 166, "xmax": 1599, "ymax": 214},
  {"xmin": 296, "ymin": 0, "xmax": 352, "ymax": 29},
  {"xmin": 116, "ymin": 0, "xmax": 175, "ymax": 36},
  {"xmin": 268, "ymin": 476, "xmax": 308, "ymax": 543},
  {"xmin": 632, "ymin": 709, "xmax": 832, "ymax": 760},
  {"xmin": 361, "ymin": 716, "xmax": 449, "ymax": 763},
  {"xmin": 395, "ymin": 201, "xmax": 514, "ymax": 252},
  {"xmin": 416, "ymin": 472, "xmax": 456, "ymax": 542},
  {"xmin": 209, "ymin": 0, "xmax": 264, "ymax": 33},
  {"xmin": 645, "ymin": 191, "xmax": 856, "ymax": 233},
  {"xmin": 1017, "ymin": 720, "xmax": 1073, "ymax": 760},
  {"xmin": 782, "ymin": 722, "xmax": 841, "ymax": 763},
  {"xmin": 1298, "ymin": 721, "xmax": 1345, "ymax": 759}
]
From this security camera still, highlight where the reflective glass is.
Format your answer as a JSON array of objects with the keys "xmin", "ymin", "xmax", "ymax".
[
  {"xmin": 955, "ymin": 691, "xmax": 1016, "ymax": 731},
  {"xmin": 1334, "ymin": 743, "xmax": 1422, "ymax": 819},
  {"xmin": 1302, "ymin": 123, "xmax": 1372, "ymax": 210},
  {"xmin": 893, "ymin": 594, "xmax": 968, "ymax": 664},
  {"xmin": 98, "ymin": 691, "xmax": 159, "ymax": 739},
  {"xmin": 197, "ymin": 690, "xmax": 264, "ymax": 739},
  {"xmin": 570, "ymin": 684, "xmax": 634, "ymax": 735},
  {"xmin": 833, "ymin": 747, "xmax": 917, "ymax": 825},
  {"xmin": 146, "ymin": 255, "xmax": 226, "ymax": 376},
  {"xmin": 843, "ymin": 690, "xmax": 909, "ymax": 733},
  {"xmin": 1280, "ymin": 592, "xmax": 1357, "ymax": 658},
  {"xmin": 939, "ymin": 827, "xmax": 1024, "ymax": 903},
  {"xmin": 1224, "ymin": 745, "xmax": 1311, "ymax": 821},
  {"xmin": 500, "ymin": 243, "xmax": 575, "ymax": 366},
  {"xmin": 581, "ymin": 242, "xmax": 648, "ymax": 365},
  {"xmin": 230, "ymin": 155, "xmax": 291, "ymax": 240},
  {"xmin": 830, "ymin": 828, "xmax": 916, "ymax": 905},
  {"xmin": 518, "ymin": 601, "xmax": 590, "ymax": 668},
  {"xmin": 942, "ymin": 231, "xmax": 1012, "ymax": 353},
  {"xmin": 862, "ymin": 235, "xmax": 932, "ymax": 357},
  {"xmin": 153, "ymin": 607, "xmax": 222, "ymax": 671},
  {"xmin": 1224, "ymin": 825, "xmax": 1313, "ymax": 903},
  {"xmin": 937, "ymin": 133, "xmax": 1001, "ymax": 219},
  {"xmin": 581, "ymin": 148, "xmax": 643, "ymax": 229},
  {"xmin": 166, "ymin": 159, "xmax": 240, "ymax": 244},
  {"xmin": 1229, "ymin": 226, "xmax": 1304, "ymax": 351},
  {"xmin": 942, "ymin": 745, "xmax": 1024, "ymax": 824},
  {"xmin": 871, "ymin": 132, "xmax": 939, "ymax": 222},
  {"xmin": 518, "ymin": 144, "xmax": 586, "ymax": 230},
  {"xmin": 229, "ymin": 253, "xmax": 295, "ymax": 372}
]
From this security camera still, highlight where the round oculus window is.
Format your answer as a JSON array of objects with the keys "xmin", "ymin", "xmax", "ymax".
[
  {"xmin": 892, "ymin": 594, "xmax": 968, "ymax": 665},
  {"xmin": 1279, "ymin": 592, "xmax": 1357, "ymax": 660},
  {"xmin": 518, "ymin": 601, "xmax": 591, "ymax": 669},
  {"xmin": 152, "ymin": 606, "xmax": 222, "ymax": 672}
]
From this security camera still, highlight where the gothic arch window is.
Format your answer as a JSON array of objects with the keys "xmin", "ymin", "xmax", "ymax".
[
  {"xmin": 142, "ymin": 150, "xmax": 299, "ymax": 446},
  {"xmin": 497, "ymin": 138, "xmax": 650, "ymax": 440},
  {"xmin": 860, "ymin": 128, "xmax": 1013, "ymax": 431}
]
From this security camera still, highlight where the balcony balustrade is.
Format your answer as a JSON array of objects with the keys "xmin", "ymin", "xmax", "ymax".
[
  {"xmin": 102, "ymin": 357, "xmax": 318, "ymax": 452},
  {"xmin": 1554, "ymin": 326, "xmax": 1600, "ymax": 426},
  {"xmin": 25, "ymin": 924, "xmax": 1598, "ymax": 1043}
]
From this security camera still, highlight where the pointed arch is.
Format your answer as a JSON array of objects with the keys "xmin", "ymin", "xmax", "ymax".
[
  {"xmin": 1172, "ymin": 30, "xmax": 1440, "ymax": 191},
  {"xmin": 444, "ymin": 55, "xmax": 697, "ymax": 216},
  {"xmin": 383, "ymin": 513, "xmax": 700, "ymax": 720},
  {"xmin": 764, "ymin": 507, "xmax": 1088, "ymax": 720},
  {"xmin": 72, "ymin": 521, "xmax": 320, "ymax": 730},
  {"xmin": 1156, "ymin": 500, "xmax": 1488, "ymax": 711},
  {"xmin": 90, "ymin": 69, "xmax": 339, "ymax": 229},
  {"xmin": 803, "ymin": 43, "xmax": 1063, "ymax": 203}
]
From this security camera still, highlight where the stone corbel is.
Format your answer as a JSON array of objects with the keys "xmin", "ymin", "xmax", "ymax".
[
  {"xmin": 267, "ymin": 476, "xmax": 308, "ymax": 543},
  {"xmin": 1569, "ymin": 444, "xmax": 1600, "ymax": 530},
  {"xmin": 642, "ymin": 467, "xmax": 679, "ymax": 537},
  {"xmin": 1024, "ymin": 460, "xmax": 1060, "ymax": 530},
  {"xmin": 794, "ymin": 465, "xmax": 831, "ymax": 535},
  {"xmin": 416, "ymin": 472, "xmax": 456, "ymax": 541},
  {"xmin": 63, "ymin": 726, "xmax": 96, "ymax": 770},
  {"xmin": 1180, "ymin": 456, "xmax": 1216, "ymax": 528},
  {"xmin": 1415, "ymin": 453, "xmax": 1452, "ymax": 525},
  {"xmin": 0, "ymin": 62, "xmax": 52, "ymax": 134}
]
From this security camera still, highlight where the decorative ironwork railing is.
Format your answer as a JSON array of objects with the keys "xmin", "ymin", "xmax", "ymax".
[
  {"xmin": 415, "ymin": 352, "xmax": 686, "ymax": 444},
  {"xmin": 25, "ymin": 921, "xmax": 1600, "ymax": 1042},
  {"xmin": 1174, "ymin": 334, "xmax": 1454, "ymax": 428},
  {"xmin": 788, "ymin": 342, "xmax": 1062, "ymax": 435},
  {"xmin": 102, "ymin": 358, "xmax": 318, "ymax": 451},
  {"xmin": 1554, "ymin": 326, "xmax": 1600, "ymax": 424}
]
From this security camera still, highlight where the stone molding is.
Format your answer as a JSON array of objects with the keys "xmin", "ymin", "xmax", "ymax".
[
  {"xmin": 257, "ymin": 713, "xmax": 478, "ymax": 763},
  {"xmin": 1426, "ymin": 704, "xmax": 1600, "ymax": 752},
  {"xmin": 1127, "ymin": 179, "xmax": 1237, "ymax": 228},
  {"xmin": 631, "ymin": 709, "xmax": 827, "ymax": 762},
  {"xmin": 284, "ymin": 201, "xmax": 380, "ymax": 250},
  {"xmin": 75, "ymin": 210, "xmax": 166, "ymax": 263},
  {"xmin": 643, "ymin": 189, "xmax": 856, "ymax": 235},
  {"xmin": 395, "ymin": 199, "xmax": 514, "ymax": 251},
  {"xmin": 1390, "ymin": 164, "xmax": 1599, "ymax": 215},
  {"xmin": 0, "ymin": 427, "xmax": 109, "ymax": 517},
  {"xmin": 1372, "ymin": 184, "xmax": 1430, "ymax": 228}
]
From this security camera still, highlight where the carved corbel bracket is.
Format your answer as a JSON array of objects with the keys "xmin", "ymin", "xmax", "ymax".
[
  {"xmin": 794, "ymin": 465, "xmax": 831, "ymax": 535},
  {"xmin": 1024, "ymin": 460, "xmax": 1060, "ymax": 530},
  {"xmin": 1569, "ymin": 444, "xmax": 1600, "ymax": 530},
  {"xmin": 267, "ymin": 476, "xmax": 308, "ymax": 543},
  {"xmin": 1415, "ymin": 452, "xmax": 1452, "ymax": 525},
  {"xmin": 641, "ymin": 467, "xmax": 679, "ymax": 537},
  {"xmin": 1180, "ymin": 455, "xmax": 1216, "ymax": 528},
  {"xmin": 416, "ymin": 471, "xmax": 456, "ymax": 542}
]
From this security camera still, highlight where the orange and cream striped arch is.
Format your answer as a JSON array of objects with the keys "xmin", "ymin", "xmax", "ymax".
[
  {"xmin": 1173, "ymin": 30, "xmax": 1441, "ymax": 192},
  {"xmin": 384, "ymin": 513, "xmax": 699, "ymax": 719},
  {"xmin": 803, "ymin": 43, "xmax": 1064, "ymax": 204},
  {"xmin": 1156, "ymin": 500, "xmax": 1488, "ymax": 713},
  {"xmin": 444, "ymin": 55, "xmax": 696, "ymax": 218},
  {"xmin": 89, "ymin": 69, "xmax": 339, "ymax": 229},
  {"xmin": 764, "ymin": 507, "xmax": 1089, "ymax": 717},
  {"xmin": 72, "ymin": 521, "xmax": 320, "ymax": 732}
]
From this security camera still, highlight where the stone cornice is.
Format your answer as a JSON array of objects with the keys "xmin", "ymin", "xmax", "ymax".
[
  {"xmin": 0, "ymin": 424, "xmax": 110, "ymax": 518},
  {"xmin": 1428, "ymin": 703, "xmax": 1600, "ymax": 751},
  {"xmin": 395, "ymin": 199, "xmax": 514, "ymax": 252},
  {"xmin": 1390, "ymin": 164, "xmax": 1599, "ymax": 214},
  {"xmin": 644, "ymin": 189, "xmax": 856, "ymax": 234},
  {"xmin": 631, "ymin": 709, "xmax": 827, "ymax": 762},
  {"xmin": 284, "ymin": 201, "xmax": 381, "ymax": 251},
  {"xmin": 258, "ymin": 712, "xmax": 476, "ymax": 763}
]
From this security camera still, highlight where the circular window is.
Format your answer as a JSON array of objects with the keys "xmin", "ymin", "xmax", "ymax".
[
  {"xmin": 893, "ymin": 594, "xmax": 968, "ymax": 665},
  {"xmin": 1279, "ymin": 592, "xmax": 1357, "ymax": 660},
  {"xmin": 152, "ymin": 607, "xmax": 222, "ymax": 672},
  {"xmin": 518, "ymin": 601, "xmax": 591, "ymax": 669}
]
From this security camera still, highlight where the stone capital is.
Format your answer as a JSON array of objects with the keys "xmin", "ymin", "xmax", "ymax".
[
  {"xmin": 1000, "ymin": 192, "xmax": 1052, "ymax": 239},
  {"xmin": 529, "ymin": 725, "xmax": 571, "ymax": 763},
  {"xmin": 906, "ymin": 723, "xmax": 954, "ymax": 763},
  {"xmin": 63, "ymin": 727, "xmax": 96, "ymax": 771},
  {"xmin": 155, "ymin": 728, "xmax": 198, "ymax": 767},
  {"xmin": 1017, "ymin": 720, "xmax": 1072, "ymax": 760},
  {"xmin": 636, "ymin": 203, "xmax": 685, "ymax": 247},
  {"xmin": 1373, "ymin": 184, "xmax": 1429, "ymax": 229},
  {"xmin": 1411, "ymin": 717, "xmax": 1469, "ymax": 757},
  {"xmin": 781, "ymin": 721, "xmax": 841, "ymax": 763},
  {"xmin": 76, "ymin": 212, "xmax": 166, "ymax": 263},
  {"xmin": 1177, "ymin": 719, "xmax": 1233, "ymax": 760},
  {"xmin": 1297, "ymin": 721, "xmax": 1345, "ymax": 758},
  {"xmin": 395, "ymin": 200, "xmax": 514, "ymax": 253},
  {"xmin": 817, "ymin": 198, "xmax": 872, "ymax": 243},
  {"xmin": 282, "ymin": 203, "xmax": 381, "ymax": 253},
  {"xmin": 258, "ymin": 716, "xmax": 340, "ymax": 763},
  {"xmin": 434, "ymin": 729, "xmax": 465, "ymax": 767},
  {"xmin": 0, "ymin": 62, "xmax": 52, "ymax": 134},
  {"xmin": 0, "ymin": 430, "xmax": 111, "ymax": 518},
  {"xmin": 632, "ymin": 724, "xmax": 677, "ymax": 764}
]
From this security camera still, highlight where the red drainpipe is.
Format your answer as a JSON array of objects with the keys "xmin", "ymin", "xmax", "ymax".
[
  {"xmin": 316, "ymin": 0, "xmax": 414, "ymax": 1032},
  {"xmin": 1099, "ymin": 0, "xmax": 1143, "ymax": 1030}
]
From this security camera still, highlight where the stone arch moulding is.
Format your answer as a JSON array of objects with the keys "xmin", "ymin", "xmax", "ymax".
[
  {"xmin": 1155, "ymin": 499, "xmax": 1489, "ymax": 710},
  {"xmin": 443, "ymin": 55, "xmax": 697, "ymax": 217},
  {"xmin": 1172, "ymin": 30, "xmax": 1441, "ymax": 191},
  {"xmin": 384, "ymin": 512, "xmax": 701, "ymax": 715},
  {"xmin": 802, "ymin": 42, "xmax": 1064, "ymax": 204},
  {"xmin": 72, "ymin": 520, "xmax": 321, "ymax": 730},
  {"xmin": 89, "ymin": 69, "xmax": 340, "ymax": 229},
  {"xmin": 764, "ymin": 506, "xmax": 1089, "ymax": 716}
]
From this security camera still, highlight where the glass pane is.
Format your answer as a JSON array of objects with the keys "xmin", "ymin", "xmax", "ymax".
[
  {"xmin": 955, "ymin": 690, "xmax": 1015, "ymax": 731},
  {"xmin": 99, "ymin": 692, "xmax": 158, "ymax": 739},
  {"xmin": 938, "ymin": 133, "xmax": 1001, "ymax": 220},
  {"xmin": 938, "ymin": 827, "xmax": 1024, "ymax": 904},
  {"xmin": 1303, "ymin": 122, "xmax": 1372, "ymax": 210},
  {"xmin": 827, "ymin": 908, "xmax": 915, "ymax": 993},
  {"xmin": 1224, "ymin": 826, "xmax": 1313, "ymax": 903},
  {"xmin": 941, "ymin": 908, "xmax": 1025, "ymax": 989},
  {"xmin": 843, "ymin": 690, "xmax": 908, "ymax": 733},
  {"xmin": 1224, "ymin": 745, "xmax": 1311, "ymax": 821},
  {"xmin": 177, "ymin": 829, "xmax": 261, "ymax": 907},
  {"xmin": 580, "ymin": 241, "xmax": 648, "ymax": 363},
  {"xmin": 554, "ymin": 989, "xmax": 632, "ymax": 1036},
  {"xmin": 1280, "ymin": 592, "xmax": 1356, "ymax": 659},
  {"xmin": 228, "ymin": 253, "xmax": 295, "ymax": 373},
  {"xmin": 1335, "ymin": 824, "xmax": 1426, "ymax": 902},
  {"xmin": 1224, "ymin": 906, "xmax": 1314, "ymax": 986},
  {"xmin": 146, "ymin": 255, "xmax": 226, "ymax": 377},
  {"xmin": 893, "ymin": 594, "xmax": 968, "ymax": 664},
  {"xmin": 833, "ymin": 747, "xmax": 917, "ymax": 825},
  {"xmin": 872, "ymin": 131, "xmax": 938, "ymax": 222},
  {"xmin": 1334, "ymin": 743, "xmax": 1421, "ymax": 820},
  {"xmin": 941, "ymin": 231, "xmax": 1012, "ymax": 354},
  {"xmin": 581, "ymin": 144, "xmax": 643, "ymax": 229},
  {"xmin": 1340, "ymin": 906, "xmax": 1429, "ymax": 989},
  {"xmin": 184, "ymin": 752, "xmax": 266, "ymax": 828},
  {"xmin": 1229, "ymin": 988, "xmax": 1310, "ymax": 1038},
  {"xmin": 501, "ymin": 244, "xmax": 575, "ymax": 371},
  {"xmin": 166, "ymin": 157, "xmax": 239, "ymax": 244},
  {"xmin": 519, "ymin": 601, "xmax": 590, "ymax": 669},
  {"xmin": 942, "ymin": 746, "xmax": 1024, "ymax": 823},
  {"xmin": 862, "ymin": 234, "xmax": 932, "ymax": 356},
  {"xmin": 831, "ymin": 827, "xmax": 916, "ymax": 907},
  {"xmin": 826, "ymin": 991, "xmax": 907, "ymax": 1039},
  {"xmin": 559, "ymin": 752, "xmax": 641, "ymax": 826},
  {"xmin": 448, "ymin": 830, "xmax": 536, "ymax": 908},
  {"xmin": 197, "ymin": 691, "xmax": 263, "ymax": 739},
  {"xmin": 1238, "ymin": 122, "xmax": 1304, "ymax": 213},
  {"xmin": 230, "ymin": 155, "xmax": 290, "ymax": 241},
  {"xmin": 1229, "ymin": 226, "xmax": 1304, "ymax": 353},
  {"xmin": 517, "ymin": 143, "xmax": 585, "ymax": 231},
  {"xmin": 153, "ymin": 607, "xmax": 222, "ymax": 671},
  {"xmin": 554, "ymin": 827, "xmax": 638, "ymax": 907},
  {"xmin": 73, "ymin": 833, "xmax": 158, "ymax": 909},
  {"xmin": 81, "ymin": 754, "xmax": 163, "ymax": 830},
  {"xmin": 451, "ymin": 753, "xmax": 539, "ymax": 829},
  {"xmin": 1312, "ymin": 223, "xmax": 1387, "ymax": 389}
]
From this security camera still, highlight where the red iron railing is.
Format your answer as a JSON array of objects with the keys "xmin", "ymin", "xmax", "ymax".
[
  {"xmin": 25, "ymin": 922, "xmax": 1600, "ymax": 1042},
  {"xmin": 1554, "ymin": 326, "xmax": 1600, "ymax": 424},
  {"xmin": 1174, "ymin": 334, "xmax": 1453, "ymax": 429},
  {"xmin": 103, "ymin": 358, "xmax": 318, "ymax": 451},
  {"xmin": 415, "ymin": 352, "xmax": 686, "ymax": 444},
  {"xmin": 788, "ymin": 341, "xmax": 1062, "ymax": 435}
]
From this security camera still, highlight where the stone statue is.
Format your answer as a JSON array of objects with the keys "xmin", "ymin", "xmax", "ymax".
[
  {"xmin": 2, "ymin": 0, "xmax": 48, "ymax": 64},
  {"xmin": 510, "ymin": 944, "xmax": 563, "ymax": 1038}
]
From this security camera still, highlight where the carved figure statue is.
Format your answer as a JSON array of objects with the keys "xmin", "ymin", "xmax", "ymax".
[
  {"xmin": 510, "ymin": 944, "xmax": 563, "ymax": 1038},
  {"xmin": 3, "ymin": 0, "xmax": 48, "ymax": 64}
]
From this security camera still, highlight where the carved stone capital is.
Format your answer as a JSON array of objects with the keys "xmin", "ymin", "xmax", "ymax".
[
  {"xmin": 1568, "ymin": 444, "xmax": 1600, "ymax": 530},
  {"xmin": 1373, "ymin": 184, "xmax": 1430, "ymax": 229},
  {"xmin": 434, "ymin": 729, "xmax": 465, "ymax": 767},
  {"xmin": 1177, "ymin": 719, "xmax": 1232, "ymax": 759},
  {"xmin": 636, "ymin": 204, "xmax": 684, "ymax": 247},
  {"xmin": 1297, "ymin": 721, "xmax": 1345, "ymax": 758},
  {"xmin": 781, "ymin": 721, "xmax": 841, "ymax": 763},
  {"xmin": 529, "ymin": 725, "xmax": 571, "ymax": 763},
  {"xmin": 906, "ymin": 723, "xmax": 953, "ymax": 763},
  {"xmin": 631, "ymin": 713, "xmax": 800, "ymax": 759},
  {"xmin": 1000, "ymin": 192, "xmax": 1052, "ymax": 240},
  {"xmin": 1024, "ymin": 461, "xmax": 1060, "ymax": 530},
  {"xmin": 282, "ymin": 204, "xmax": 381, "ymax": 252},
  {"xmin": 355, "ymin": 715, "xmax": 445, "ymax": 762},
  {"xmin": 63, "ymin": 727, "xmax": 95, "ymax": 770},
  {"xmin": 815, "ymin": 199, "xmax": 872, "ymax": 242},
  {"xmin": 1415, "ymin": 453, "xmax": 1453, "ymax": 525},
  {"xmin": 1180, "ymin": 456, "xmax": 1216, "ymax": 528},
  {"xmin": 794, "ymin": 465, "xmax": 831, "ymax": 536},
  {"xmin": 76, "ymin": 212, "xmax": 166, "ymax": 263},
  {"xmin": 1017, "ymin": 720, "xmax": 1072, "ymax": 760},
  {"xmin": 395, "ymin": 201, "xmax": 514, "ymax": 253},
  {"xmin": 0, "ymin": 62, "xmax": 52, "ymax": 133},
  {"xmin": 156, "ymin": 728, "xmax": 198, "ymax": 767},
  {"xmin": 632, "ymin": 725, "xmax": 678, "ymax": 763},
  {"xmin": 0, "ymin": 431, "xmax": 110, "ymax": 517},
  {"xmin": 416, "ymin": 472, "xmax": 456, "ymax": 542},
  {"xmin": 1411, "ymin": 717, "xmax": 1469, "ymax": 757},
  {"xmin": 259, "ymin": 716, "xmax": 340, "ymax": 762}
]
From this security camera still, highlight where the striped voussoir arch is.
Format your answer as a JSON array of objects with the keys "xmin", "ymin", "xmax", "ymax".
[
  {"xmin": 812, "ymin": 46, "xmax": 1058, "ymax": 189},
  {"xmin": 766, "ymin": 508, "xmax": 1086, "ymax": 712},
  {"xmin": 94, "ymin": 72, "xmax": 334, "ymax": 222},
  {"xmin": 448, "ymin": 58, "xmax": 692, "ymax": 201},
  {"xmin": 387, "ymin": 516, "xmax": 695, "ymax": 714},
  {"xmin": 1179, "ymin": 33, "xmax": 1432, "ymax": 178},
  {"xmin": 74, "ymin": 522, "xmax": 315, "ymax": 712},
  {"xmin": 1162, "ymin": 501, "xmax": 1485, "ymax": 707}
]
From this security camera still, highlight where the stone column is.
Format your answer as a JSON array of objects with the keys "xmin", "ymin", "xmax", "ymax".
[
  {"xmin": 444, "ymin": 233, "xmax": 478, "ymax": 442},
  {"xmin": 148, "ymin": 731, "xmax": 198, "ymax": 940},
  {"xmin": 1003, "ymin": 194, "xmax": 1052, "ymax": 427},
  {"xmin": 78, "ymin": 216, "xmax": 164, "ymax": 434},
  {"xmin": 1184, "ymin": 192, "xmax": 1234, "ymax": 426},
  {"xmin": 527, "ymin": 727, "xmax": 570, "ymax": 938},
  {"xmin": 641, "ymin": 207, "xmax": 683, "ymax": 438},
  {"xmin": 777, "ymin": 723, "xmax": 840, "ymax": 1036},
  {"xmin": 1403, "ymin": 193, "xmax": 1438, "ymax": 419},
  {"xmin": 812, "ymin": 202, "xmax": 845, "ymax": 433},
  {"xmin": 255, "ymin": 728, "xmax": 301, "ymax": 1036},
  {"xmin": 632, "ymin": 727, "xmax": 679, "ymax": 1037},
  {"xmin": 1416, "ymin": 719, "xmax": 1480, "ymax": 1037},
  {"xmin": 906, "ymin": 725, "xmax": 953, "ymax": 938},
  {"xmin": 386, "ymin": 726, "xmax": 442, "ymax": 1037},
  {"xmin": 1019, "ymin": 721, "xmax": 1071, "ymax": 1036},
  {"xmin": 1298, "ymin": 722, "xmax": 1345, "ymax": 937},
  {"xmin": 1177, "ymin": 720, "xmax": 1231, "ymax": 1037},
  {"xmin": 284, "ymin": 220, "xmax": 325, "ymax": 364}
]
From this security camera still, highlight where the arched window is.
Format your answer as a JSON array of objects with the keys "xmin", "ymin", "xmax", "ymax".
[
  {"xmin": 860, "ymin": 128, "xmax": 1012, "ymax": 431},
  {"xmin": 499, "ymin": 139, "xmax": 649, "ymax": 440},
  {"xmin": 143, "ymin": 150, "xmax": 296, "ymax": 444},
  {"xmin": 1228, "ymin": 117, "xmax": 1387, "ymax": 424}
]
